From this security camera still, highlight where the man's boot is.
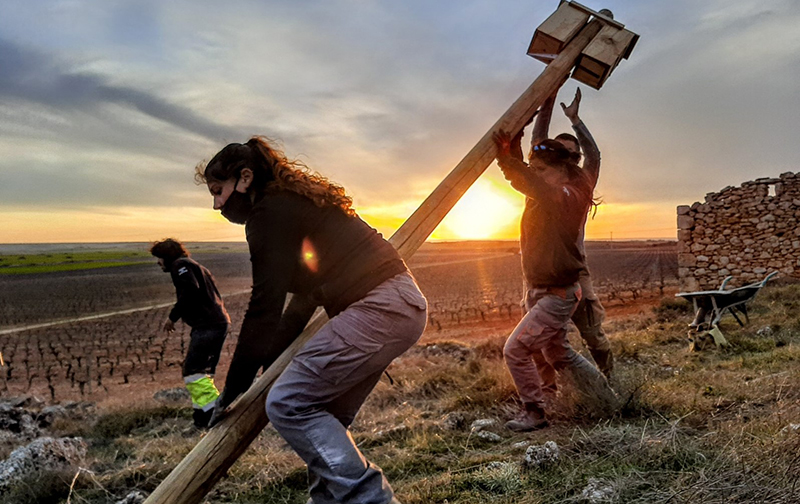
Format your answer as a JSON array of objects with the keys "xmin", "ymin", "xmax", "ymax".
[{"xmin": 505, "ymin": 402, "xmax": 549, "ymax": 432}]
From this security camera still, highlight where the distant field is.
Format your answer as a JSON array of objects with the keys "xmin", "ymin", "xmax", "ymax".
[
  {"xmin": 0, "ymin": 243, "xmax": 249, "ymax": 275},
  {"xmin": 0, "ymin": 250, "xmax": 149, "ymax": 275}
]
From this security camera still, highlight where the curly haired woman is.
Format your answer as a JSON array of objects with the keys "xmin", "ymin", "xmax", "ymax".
[{"xmin": 198, "ymin": 136, "xmax": 426, "ymax": 504}]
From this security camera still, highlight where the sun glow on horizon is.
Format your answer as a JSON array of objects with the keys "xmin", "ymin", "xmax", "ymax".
[
  {"xmin": 0, "ymin": 189, "xmax": 679, "ymax": 244},
  {"xmin": 432, "ymin": 178, "xmax": 521, "ymax": 240}
]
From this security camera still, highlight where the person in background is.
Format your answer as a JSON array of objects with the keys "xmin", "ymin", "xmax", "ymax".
[
  {"xmin": 528, "ymin": 88, "xmax": 614, "ymax": 396},
  {"xmin": 198, "ymin": 136, "xmax": 426, "ymax": 504},
  {"xmin": 150, "ymin": 238, "xmax": 230, "ymax": 429},
  {"xmin": 494, "ymin": 123, "xmax": 617, "ymax": 432}
]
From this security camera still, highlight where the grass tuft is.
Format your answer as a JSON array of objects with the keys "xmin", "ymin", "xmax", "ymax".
[{"xmin": 89, "ymin": 405, "xmax": 189, "ymax": 441}]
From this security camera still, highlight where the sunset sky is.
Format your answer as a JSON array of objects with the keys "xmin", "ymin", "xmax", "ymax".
[{"xmin": 1, "ymin": 0, "xmax": 798, "ymax": 244}]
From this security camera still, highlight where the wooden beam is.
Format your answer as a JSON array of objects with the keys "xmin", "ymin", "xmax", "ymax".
[
  {"xmin": 143, "ymin": 18, "xmax": 604, "ymax": 504},
  {"xmin": 567, "ymin": 1, "xmax": 624, "ymax": 29}
]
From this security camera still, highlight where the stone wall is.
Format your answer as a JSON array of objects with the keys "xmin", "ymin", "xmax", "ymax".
[{"xmin": 676, "ymin": 172, "xmax": 800, "ymax": 292}]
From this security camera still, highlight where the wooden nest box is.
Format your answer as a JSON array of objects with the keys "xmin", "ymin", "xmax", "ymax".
[
  {"xmin": 572, "ymin": 23, "xmax": 638, "ymax": 89},
  {"xmin": 527, "ymin": 1, "xmax": 639, "ymax": 89},
  {"xmin": 527, "ymin": 2, "xmax": 590, "ymax": 63}
]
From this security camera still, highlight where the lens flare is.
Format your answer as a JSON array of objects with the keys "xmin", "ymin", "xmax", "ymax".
[{"xmin": 302, "ymin": 237, "xmax": 319, "ymax": 273}]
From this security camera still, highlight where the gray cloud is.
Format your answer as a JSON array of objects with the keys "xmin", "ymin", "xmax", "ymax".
[
  {"xmin": 0, "ymin": 156, "xmax": 205, "ymax": 209},
  {"xmin": 0, "ymin": 36, "xmax": 265, "ymax": 211},
  {"xmin": 0, "ymin": 38, "xmax": 244, "ymax": 142}
]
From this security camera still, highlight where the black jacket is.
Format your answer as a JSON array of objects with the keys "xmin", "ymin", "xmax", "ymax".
[
  {"xmin": 221, "ymin": 190, "xmax": 406, "ymax": 405},
  {"xmin": 168, "ymin": 257, "xmax": 230, "ymax": 328}
]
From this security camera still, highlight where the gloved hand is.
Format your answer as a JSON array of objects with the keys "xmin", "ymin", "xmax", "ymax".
[
  {"xmin": 493, "ymin": 130, "xmax": 512, "ymax": 158},
  {"xmin": 208, "ymin": 403, "xmax": 227, "ymax": 428},
  {"xmin": 208, "ymin": 387, "xmax": 234, "ymax": 428}
]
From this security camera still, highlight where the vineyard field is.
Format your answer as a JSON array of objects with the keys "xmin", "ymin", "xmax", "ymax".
[{"xmin": 0, "ymin": 240, "xmax": 677, "ymax": 404}]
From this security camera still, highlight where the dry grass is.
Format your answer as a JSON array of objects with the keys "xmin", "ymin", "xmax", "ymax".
[{"xmin": 44, "ymin": 284, "xmax": 800, "ymax": 503}]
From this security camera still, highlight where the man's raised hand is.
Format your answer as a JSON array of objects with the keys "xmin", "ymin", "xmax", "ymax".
[{"xmin": 560, "ymin": 88, "xmax": 582, "ymax": 124}]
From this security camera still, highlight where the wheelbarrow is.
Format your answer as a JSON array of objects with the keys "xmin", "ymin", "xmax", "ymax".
[{"xmin": 675, "ymin": 272, "xmax": 778, "ymax": 350}]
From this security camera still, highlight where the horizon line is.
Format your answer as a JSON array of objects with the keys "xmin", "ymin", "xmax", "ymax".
[{"xmin": 0, "ymin": 237, "xmax": 679, "ymax": 247}]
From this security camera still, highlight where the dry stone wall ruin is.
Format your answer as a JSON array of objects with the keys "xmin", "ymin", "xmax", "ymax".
[{"xmin": 676, "ymin": 172, "xmax": 800, "ymax": 292}]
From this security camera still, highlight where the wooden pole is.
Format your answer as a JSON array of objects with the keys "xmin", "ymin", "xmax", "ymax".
[
  {"xmin": 388, "ymin": 21, "xmax": 602, "ymax": 259},
  {"xmin": 144, "ymin": 18, "xmax": 604, "ymax": 504}
]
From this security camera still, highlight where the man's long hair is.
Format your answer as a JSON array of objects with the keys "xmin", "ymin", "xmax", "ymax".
[
  {"xmin": 196, "ymin": 136, "xmax": 355, "ymax": 216},
  {"xmin": 530, "ymin": 139, "xmax": 597, "ymax": 210},
  {"xmin": 150, "ymin": 238, "xmax": 189, "ymax": 266}
]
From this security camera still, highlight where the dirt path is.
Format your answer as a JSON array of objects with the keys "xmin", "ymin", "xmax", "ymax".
[{"xmin": 0, "ymin": 289, "xmax": 251, "ymax": 336}]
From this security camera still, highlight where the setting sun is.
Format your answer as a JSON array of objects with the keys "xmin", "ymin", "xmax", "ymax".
[{"xmin": 434, "ymin": 177, "xmax": 522, "ymax": 240}]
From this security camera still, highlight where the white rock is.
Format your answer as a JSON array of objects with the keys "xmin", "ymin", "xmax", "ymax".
[
  {"xmin": 524, "ymin": 440, "xmax": 559, "ymax": 467},
  {"xmin": 476, "ymin": 431, "xmax": 502, "ymax": 443},
  {"xmin": 115, "ymin": 490, "xmax": 147, "ymax": 504},
  {"xmin": 580, "ymin": 477, "xmax": 614, "ymax": 502},
  {"xmin": 470, "ymin": 418, "xmax": 497, "ymax": 431},
  {"xmin": 756, "ymin": 326, "xmax": 773, "ymax": 336},
  {"xmin": 0, "ymin": 437, "xmax": 87, "ymax": 494}
]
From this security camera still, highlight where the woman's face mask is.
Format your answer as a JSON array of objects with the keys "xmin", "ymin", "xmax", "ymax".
[{"xmin": 210, "ymin": 175, "xmax": 253, "ymax": 224}]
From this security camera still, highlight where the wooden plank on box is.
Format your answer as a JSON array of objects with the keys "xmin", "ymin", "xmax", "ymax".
[
  {"xmin": 571, "ymin": 63, "xmax": 604, "ymax": 89},
  {"xmin": 527, "ymin": 1, "xmax": 590, "ymax": 62},
  {"xmin": 568, "ymin": 0, "xmax": 625, "ymax": 29},
  {"xmin": 572, "ymin": 24, "xmax": 638, "ymax": 89},
  {"xmin": 619, "ymin": 29, "xmax": 639, "ymax": 59}
]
